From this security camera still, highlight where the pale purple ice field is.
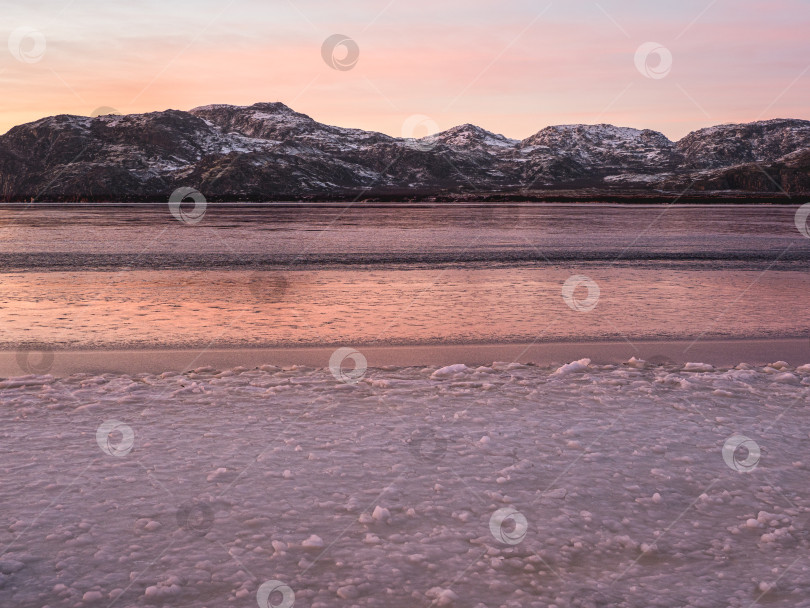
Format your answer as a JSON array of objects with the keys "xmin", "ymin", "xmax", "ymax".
[{"xmin": 2, "ymin": 358, "xmax": 810, "ymax": 608}]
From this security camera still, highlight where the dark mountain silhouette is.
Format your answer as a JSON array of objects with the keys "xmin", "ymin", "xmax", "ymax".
[{"xmin": 0, "ymin": 103, "xmax": 808, "ymax": 202}]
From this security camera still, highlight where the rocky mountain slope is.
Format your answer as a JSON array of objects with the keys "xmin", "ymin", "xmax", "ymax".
[{"xmin": 0, "ymin": 102, "xmax": 808, "ymax": 201}]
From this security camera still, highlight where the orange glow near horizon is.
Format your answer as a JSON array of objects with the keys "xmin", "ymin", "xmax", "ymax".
[{"xmin": 1, "ymin": 0, "xmax": 808, "ymax": 141}]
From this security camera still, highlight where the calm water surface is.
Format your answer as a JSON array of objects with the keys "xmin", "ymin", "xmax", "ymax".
[{"xmin": 0, "ymin": 204, "xmax": 808, "ymax": 349}]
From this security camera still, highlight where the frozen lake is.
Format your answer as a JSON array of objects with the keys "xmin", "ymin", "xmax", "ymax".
[
  {"xmin": 0, "ymin": 204, "xmax": 809, "ymax": 350},
  {"xmin": 2, "ymin": 203, "xmax": 810, "ymax": 607}
]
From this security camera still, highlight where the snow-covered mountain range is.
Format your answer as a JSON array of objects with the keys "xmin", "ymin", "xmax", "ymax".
[{"xmin": 1, "ymin": 102, "xmax": 808, "ymax": 201}]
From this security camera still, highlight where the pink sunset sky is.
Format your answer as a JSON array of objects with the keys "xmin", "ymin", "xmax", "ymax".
[{"xmin": 2, "ymin": 0, "xmax": 808, "ymax": 141}]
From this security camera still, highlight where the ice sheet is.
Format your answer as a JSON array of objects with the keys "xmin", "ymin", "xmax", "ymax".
[{"xmin": 2, "ymin": 359, "xmax": 810, "ymax": 607}]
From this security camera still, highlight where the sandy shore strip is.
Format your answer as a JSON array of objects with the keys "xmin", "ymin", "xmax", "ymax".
[{"xmin": 3, "ymin": 338, "xmax": 808, "ymax": 376}]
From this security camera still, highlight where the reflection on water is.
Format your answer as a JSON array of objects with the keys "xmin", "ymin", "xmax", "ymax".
[
  {"xmin": 0, "ymin": 204, "xmax": 808, "ymax": 267},
  {"xmin": 0, "ymin": 204, "xmax": 807, "ymax": 348},
  {"xmin": 1, "ymin": 267, "xmax": 808, "ymax": 349}
]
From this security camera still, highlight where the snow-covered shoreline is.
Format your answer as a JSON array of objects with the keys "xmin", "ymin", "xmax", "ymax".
[
  {"xmin": 3, "ymin": 338, "xmax": 808, "ymax": 378},
  {"xmin": 2, "ymin": 359, "xmax": 810, "ymax": 607}
]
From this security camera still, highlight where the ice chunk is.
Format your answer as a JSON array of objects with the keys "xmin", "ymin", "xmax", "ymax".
[
  {"xmin": 372, "ymin": 505, "xmax": 391, "ymax": 523},
  {"xmin": 431, "ymin": 364, "xmax": 470, "ymax": 379},
  {"xmin": 773, "ymin": 372, "xmax": 799, "ymax": 384},
  {"xmin": 302, "ymin": 535, "xmax": 324, "ymax": 549},
  {"xmin": 552, "ymin": 358, "xmax": 591, "ymax": 376},
  {"xmin": 337, "ymin": 585, "xmax": 359, "ymax": 599},
  {"xmin": 683, "ymin": 362, "xmax": 714, "ymax": 372},
  {"xmin": 206, "ymin": 467, "xmax": 229, "ymax": 482},
  {"xmin": 426, "ymin": 587, "xmax": 459, "ymax": 606}
]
